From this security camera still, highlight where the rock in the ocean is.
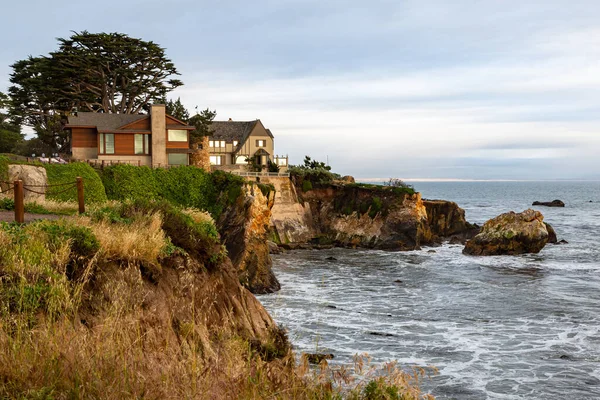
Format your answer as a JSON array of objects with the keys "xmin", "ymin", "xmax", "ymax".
[
  {"xmin": 463, "ymin": 209, "xmax": 550, "ymax": 256},
  {"xmin": 545, "ymin": 222, "xmax": 558, "ymax": 244},
  {"xmin": 267, "ymin": 240, "xmax": 281, "ymax": 254},
  {"xmin": 532, "ymin": 200, "xmax": 565, "ymax": 207},
  {"xmin": 302, "ymin": 353, "xmax": 334, "ymax": 364}
]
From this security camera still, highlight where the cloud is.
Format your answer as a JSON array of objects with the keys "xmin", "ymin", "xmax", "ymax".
[{"xmin": 1, "ymin": 0, "xmax": 600, "ymax": 179}]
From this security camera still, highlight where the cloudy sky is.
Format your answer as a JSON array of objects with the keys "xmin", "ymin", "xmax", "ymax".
[{"xmin": 1, "ymin": 0, "xmax": 599, "ymax": 180}]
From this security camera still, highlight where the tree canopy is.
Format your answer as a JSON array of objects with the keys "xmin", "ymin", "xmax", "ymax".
[
  {"xmin": 8, "ymin": 31, "xmax": 183, "ymax": 151},
  {"xmin": 0, "ymin": 91, "xmax": 24, "ymax": 153}
]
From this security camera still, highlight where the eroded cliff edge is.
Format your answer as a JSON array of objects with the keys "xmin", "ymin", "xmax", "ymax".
[
  {"xmin": 217, "ymin": 183, "xmax": 281, "ymax": 294},
  {"xmin": 265, "ymin": 177, "xmax": 476, "ymax": 251}
]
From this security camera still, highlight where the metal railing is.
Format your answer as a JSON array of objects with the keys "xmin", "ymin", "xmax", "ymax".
[{"xmin": 230, "ymin": 171, "xmax": 290, "ymax": 177}]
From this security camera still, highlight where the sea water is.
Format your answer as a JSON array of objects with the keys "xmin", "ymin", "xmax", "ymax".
[{"xmin": 257, "ymin": 181, "xmax": 600, "ymax": 399}]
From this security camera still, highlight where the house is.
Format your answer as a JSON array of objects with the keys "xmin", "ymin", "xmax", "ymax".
[
  {"xmin": 208, "ymin": 119, "xmax": 288, "ymax": 171},
  {"xmin": 65, "ymin": 104, "xmax": 195, "ymax": 167}
]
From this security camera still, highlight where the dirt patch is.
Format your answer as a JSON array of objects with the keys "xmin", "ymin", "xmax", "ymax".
[{"xmin": 0, "ymin": 211, "xmax": 62, "ymax": 223}]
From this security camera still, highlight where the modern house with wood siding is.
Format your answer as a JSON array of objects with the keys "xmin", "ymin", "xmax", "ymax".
[
  {"xmin": 208, "ymin": 119, "xmax": 288, "ymax": 171},
  {"xmin": 65, "ymin": 104, "xmax": 195, "ymax": 167}
]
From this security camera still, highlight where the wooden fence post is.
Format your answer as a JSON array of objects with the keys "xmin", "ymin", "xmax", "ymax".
[
  {"xmin": 76, "ymin": 177, "xmax": 85, "ymax": 214},
  {"xmin": 14, "ymin": 180, "xmax": 24, "ymax": 223}
]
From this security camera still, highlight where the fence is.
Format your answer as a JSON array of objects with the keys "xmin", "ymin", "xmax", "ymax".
[
  {"xmin": 230, "ymin": 171, "xmax": 290, "ymax": 178},
  {"xmin": 0, "ymin": 177, "xmax": 85, "ymax": 223}
]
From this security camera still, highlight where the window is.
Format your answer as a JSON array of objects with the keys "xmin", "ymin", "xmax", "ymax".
[
  {"xmin": 210, "ymin": 155, "xmax": 224, "ymax": 165},
  {"xmin": 233, "ymin": 140, "xmax": 238, "ymax": 147},
  {"xmin": 168, "ymin": 129, "xmax": 187, "ymax": 142},
  {"xmin": 256, "ymin": 139, "xmax": 266, "ymax": 147},
  {"xmin": 168, "ymin": 153, "xmax": 188, "ymax": 165},
  {"xmin": 209, "ymin": 140, "xmax": 225, "ymax": 148},
  {"xmin": 235, "ymin": 156, "xmax": 248, "ymax": 164},
  {"xmin": 277, "ymin": 158, "xmax": 287, "ymax": 166},
  {"xmin": 99, "ymin": 133, "xmax": 115, "ymax": 154},
  {"xmin": 134, "ymin": 134, "xmax": 150, "ymax": 155}
]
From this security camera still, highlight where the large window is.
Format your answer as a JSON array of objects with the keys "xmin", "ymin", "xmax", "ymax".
[
  {"xmin": 168, "ymin": 153, "xmax": 188, "ymax": 165},
  {"xmin": 134, "ymin": 134, "xmax": 150, "ymax": 155},
  {"xmin": 168, "ymin": 129, "xmax": 187, "ymax": 142},
  {"xmin": 99, "ymin": 133, "xmax": 115, "ymax": 154},
  {"xmin": 256, "ymin": 139, "xmax": 266, "ymax": 147},
  {"xmin": 210, "ymin": 155, "xmax": 225, "ymax": 165},
  {"xmin": 209, "ymin": 140, "xmax": 226, "ymax": 148}
]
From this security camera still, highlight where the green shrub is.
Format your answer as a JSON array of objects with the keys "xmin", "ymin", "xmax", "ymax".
[
  {"xmin": 101, "ymin": 166, "xmax": 245, "ymax": 220},
  {"xmin": 0, "ymin": 198, "xmax": 14, "ymax": 210},
  {"xmin": 38, "ymin": 221, "xmax": 100, "ymax": 258},
  {"xmin": 369, "ymin": 197, "xmax": 383, "ymax": 219},
  {"xmin": 44, "ymin": 162, "xmax": 107, "ymax": 204},
  {"xmin": 0, "ymin": 155, "xmax": 8, "ymax": 182},
  {"xmin": 302, "ymin": 180, "xmax": 313, "ymax": 192}
]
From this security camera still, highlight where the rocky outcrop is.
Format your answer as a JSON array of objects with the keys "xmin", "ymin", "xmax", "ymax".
[
  {"xmin": 260, "ymin": 176, "xmax": 315, "ymax": 243},
  {"xmin": 463, "ymin": 209, "xmax": 550, "ymax": 255},
  {"xmin": 545, "ymin": 222, "xmax": 558, "ymax": 244},
  {"xmin": 533, "ymin": 200, "xmax": 565, "ymax": 207},
  {"xmin": 7, "ymin": 164, "xmax": 48, "ymax": 201},
  {"xmin": 217, "ymin": 184, "xmax": 280, "ymax": 294},
  {"xmin": 423, "ymin": 199, "xmax": 480, "ymax": 244},
  {"xmin": 292, "ymin": 183, "xmax": 430, "ymax": 250}
]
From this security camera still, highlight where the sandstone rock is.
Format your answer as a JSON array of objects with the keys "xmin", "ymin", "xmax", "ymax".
[
  {"xmin": 302, "ymin": 353, "xmax": 334, "ymax": 364},
  {"xmin": 8, "ymin": 164, "xmax": 48, "ymax": 201},
  {"xmin": 340, "ymin": 175, "xmax": 355, "ymax": 184},
  {"xmin": 532, "ymin": 200, "xmax": 565, "ymax": 207},
  {"xmin": 267, "ymin": 240, "xmax": 281, "ymax": 254},
  {"xmin": 217, "ymin": 184, "xmax": 280, "ymax": 294},
  {"xmin": 545, "ymin": 222, "xmax": 558, "ymax": 244},
  {"xmin": 423, "ymin": 199, "xmax": 480, "ymax": 244},
  {"xmin": 463, "ymin": 209, "xmax": 550, "ymax": 256}
]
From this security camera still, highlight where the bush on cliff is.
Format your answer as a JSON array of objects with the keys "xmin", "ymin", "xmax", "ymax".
[
  {"xmin": 43, "ymin": 162, "xmax": 108, "ymax": 204},
  {"xmin": 100, "ymin": 165, "xmax": 245, "ymax": 219}
]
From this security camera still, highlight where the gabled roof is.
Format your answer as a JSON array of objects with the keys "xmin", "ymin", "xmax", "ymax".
[
  {"xmin": 210, "ymin": 120, "xmax": 258, "ymax": 142},
  {"xmin": 254, "ymin": 148, "xmax": 270, "ymax": 156},
  {"xmin": 210, "ymin": 119, "xmax": 275, "ymax": 153},
  {"xmin": 65, "ymin": 112, "xmax": 148, "ymax": 131}
]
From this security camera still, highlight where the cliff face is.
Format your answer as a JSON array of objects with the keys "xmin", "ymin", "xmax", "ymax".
[
  {"xmin": 423, "ymin": 199, "xmax": 479, "ymax": 243},
  {"xmin": 217, "ymin": 184, "xmax": 281, "ymax": 294},
  {"xmin": 258, "ymin": 176, "xmax": 315, "ymax": 243},
  {"xmin": 274, "ymin": 182, "xmax": 431, "ymax": 250},
  {"xmin": 268, "ymin": 179, "xmax": 479, "ymax": 250}
]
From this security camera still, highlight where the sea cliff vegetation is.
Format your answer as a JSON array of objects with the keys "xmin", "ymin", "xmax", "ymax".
[{"xmin": 0, "ymin": 161, "xmax": 434, "ymax": 399}]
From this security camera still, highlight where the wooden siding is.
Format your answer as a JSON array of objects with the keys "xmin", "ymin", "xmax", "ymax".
[
  {"xmin": 71, "ymin": 128, "xmax": 97, "ymax": 148},
  {"xmin": 115, "ymin": 134, "xmax": 134, "ymax": 154},
  {"xmin": 166, "ymin": 130, "xmax": 189, "ymax": 149},
  {"xmin": 119, "ymin": 117, "xmax": 151, "ymax": 130}
]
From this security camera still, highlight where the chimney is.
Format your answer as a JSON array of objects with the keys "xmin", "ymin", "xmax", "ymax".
[{"xmin": 151, "ymin": 104, "xmax": 167, "ymax": 166}]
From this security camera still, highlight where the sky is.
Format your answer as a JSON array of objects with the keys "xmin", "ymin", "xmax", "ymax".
[{"xmin": 1, "ymin": 0, "xmax": 599, "ymax": 180}]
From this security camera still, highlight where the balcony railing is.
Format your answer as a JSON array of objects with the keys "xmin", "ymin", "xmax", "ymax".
[{"xmin": 230, "ymin": 171, "xmax": 290, "ymax": 177}]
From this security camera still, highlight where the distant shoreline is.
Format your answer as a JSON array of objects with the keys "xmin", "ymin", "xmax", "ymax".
[{"xmin": 358, "ymin": 178, "xmax": 600, "ymax": 183}]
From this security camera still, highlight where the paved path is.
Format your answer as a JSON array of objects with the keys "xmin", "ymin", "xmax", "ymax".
[{"xmin": 0, "ymin": 211, "xmax": 62, "ymax": 223}]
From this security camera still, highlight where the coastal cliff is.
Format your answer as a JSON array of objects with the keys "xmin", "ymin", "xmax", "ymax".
[
  {"xmin": 423, "ymin": 199, "xmax": 479, "ymax": 243},
  {"xmin": 217, "ymin": 183, "xmax": 281, "ymax": 294},
  {"xmin": 268, "ymin": 178, "xmax": 477, "ymax": 250},
  {"xmin": 0, "ymin": 201, "xmax": 288, "ymax": 397}
]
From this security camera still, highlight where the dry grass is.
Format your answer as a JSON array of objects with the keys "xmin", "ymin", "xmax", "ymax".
[
  {"xmin": 78, "ymin": 212, "xmax": 166, "ymax": 266},
  {"xmin": 0, "ymin": 208, "xmax": 436, "ymax": 399},
  {"xmin": 182, "ymin": 207, "xmax": 215, "ymax": 226}
]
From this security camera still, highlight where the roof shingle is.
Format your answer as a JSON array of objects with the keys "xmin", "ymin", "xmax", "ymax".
[{"xmin": 65, "ymin": 112, "xmax": 148, "ymax": 131}]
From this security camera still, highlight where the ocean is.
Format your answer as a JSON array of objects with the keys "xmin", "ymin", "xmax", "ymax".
[{"xmin": 257, "ymin": 181, "xmax": 600, "ymax": 399}]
